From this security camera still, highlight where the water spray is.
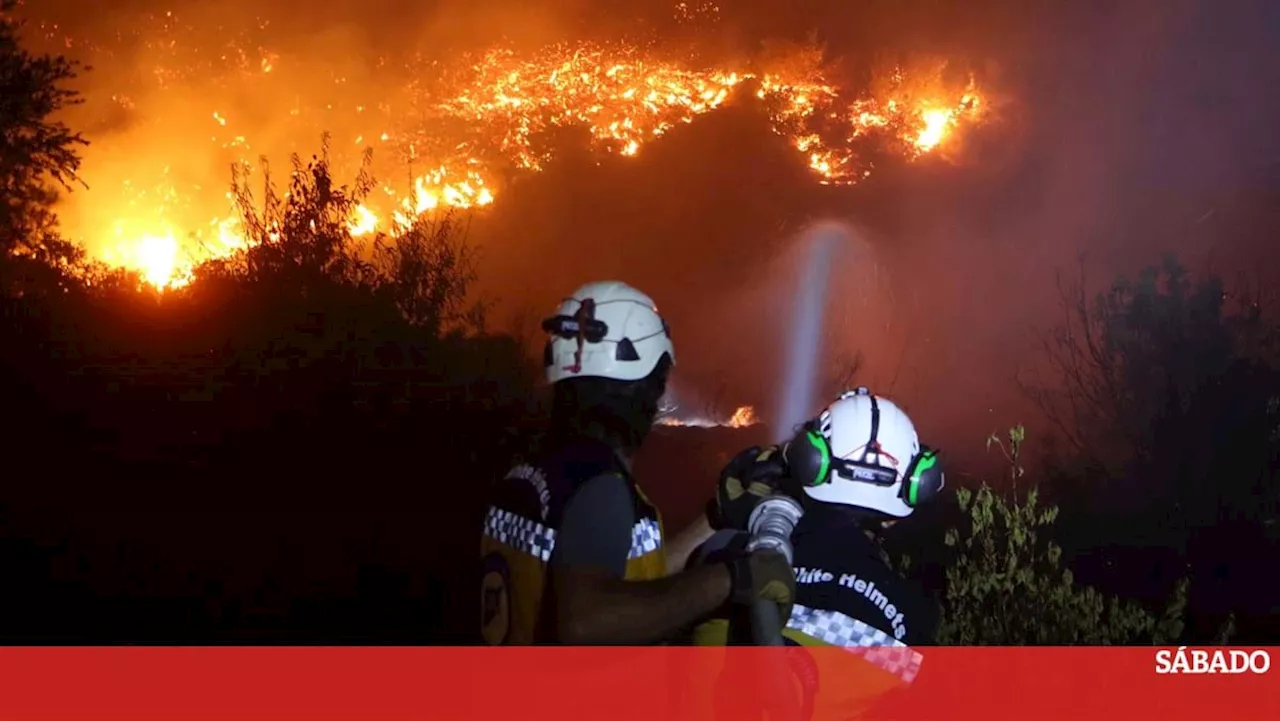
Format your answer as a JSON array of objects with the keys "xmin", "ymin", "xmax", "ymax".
[
  {"xmin": 773, "ymin": 223, "xmax": 842, "ymax": 442},
  {"xmin": 748, "ymin": 222, "xmax": 844, "ymax": 647}
]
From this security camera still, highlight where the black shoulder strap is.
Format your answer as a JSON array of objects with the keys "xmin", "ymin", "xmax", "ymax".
[
  {"xmin": 554, "ymin": 437, "xmax": 627, "ymax": 482},
  {"xmin": 538, "ymin": 437, "xmax": 635, "ymax": 524}
]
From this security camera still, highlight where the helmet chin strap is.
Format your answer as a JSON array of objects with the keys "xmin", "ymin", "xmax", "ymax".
[
  {"xmin": 812, "ymin": 497, "xmax": 896, "ymax": 535},
  {"xmin": 612, "ymin": 445, "xmax": 634, "ymax": 473}
]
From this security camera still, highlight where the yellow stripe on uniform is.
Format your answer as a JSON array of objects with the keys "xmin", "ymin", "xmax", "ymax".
[{"xmin": 481, "ymin": 496, "xmax": 666, "ymax": 644}]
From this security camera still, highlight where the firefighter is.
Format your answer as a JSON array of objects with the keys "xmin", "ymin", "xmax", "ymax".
[
  {"xmin": 479, "ymin": 280, "xmax": 795, "ymax": 644},
  {"xmin": 688, "ymin": 388, "xmax": 945, "ymax": 715}
]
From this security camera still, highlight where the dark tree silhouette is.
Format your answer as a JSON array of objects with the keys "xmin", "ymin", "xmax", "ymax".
[
  {"xmin": 0, "ymin": 0, "xmax": 88, "ymax": 289},
  {"xmin": 1022, "ymin": 256, "xmax": 1258, "ymax": 479},
  {"xmin": 372, "ymin": 211, "xmax": 485, "ymax": 338},
  {"xmin": 0, "ymin": 122, "xmax": 539, "ymax": 641},
  {"xmin": 1019, "ymin": 255, "xmax": 1280, "ymax": 641}
]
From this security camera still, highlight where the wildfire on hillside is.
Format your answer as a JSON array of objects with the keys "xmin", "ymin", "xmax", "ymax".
[
  {"xmin": 25, "ymin": 9, "xmax": 989, "ymax": 291},
  {"xmin": 658, "ymin": 404, "xmax": 759, "ymax": 429}
]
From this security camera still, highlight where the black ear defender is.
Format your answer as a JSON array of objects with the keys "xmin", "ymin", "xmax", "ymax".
[
  {"xmin": 899, "ymin": 445, "xmax": 944, "ymax": 508},
  {"xmin": 781, "ymin": 416, "xmax": 834, "ymax": 490},
  {"xmin": 780, "ymin": 388, "xmax": 945, "ymax": 508}
]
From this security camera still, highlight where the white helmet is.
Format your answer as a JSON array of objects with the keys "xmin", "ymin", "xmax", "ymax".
[
  {"xmin": 788, "ymin": 388, "xmax": 944, "ymax": 518},
  {"xmin": 542, "ymin": 280, "xmax": 676, "ymax": 384}
]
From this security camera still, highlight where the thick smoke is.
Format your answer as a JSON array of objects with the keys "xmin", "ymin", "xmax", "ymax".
[
  {"xmin": 24, "ymin": 0, "xmax": 1280, "ymax": 469},
  {"xmin": 840, "ymin": 0, "xmax": 1280, "ymax": 469}
]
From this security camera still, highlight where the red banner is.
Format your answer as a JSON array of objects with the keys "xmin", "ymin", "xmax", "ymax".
[{"xmin": 1, "ymin": 647, "xmax": 1276, "ymax": 720}]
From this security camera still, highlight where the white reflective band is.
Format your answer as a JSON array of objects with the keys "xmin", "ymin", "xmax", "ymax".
[
  {"xmin": 483, "ymin": 507, "xmax": 663, "ymax": 563},
  {"xmin": 484, "ymin": 507, "xmax": 556, "ymax": 562},
  {"xmin": 628, "ymin": 517, "xmax": 663, "ymax": 559},
  {"xmin": 786, "ymin": 604, "xmax": 924, "ymax": 684}
]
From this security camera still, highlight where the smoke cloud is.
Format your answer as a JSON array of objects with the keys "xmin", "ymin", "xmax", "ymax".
[{"xmin": 22, "ymin": 0, "xmax": 1280, "ymax": 469}]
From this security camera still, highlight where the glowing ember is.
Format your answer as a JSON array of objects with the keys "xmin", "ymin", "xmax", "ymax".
[
  {"xmin": 659, "ymin": 405, "xmax": 759, "ymax": 429},
  {"xmin": 27, "ymin": 13, "xmax": 989, "ymax": 290},
  {"xmin": 727, "ymin": 405, "xmax": 758, "ymax": 428}
]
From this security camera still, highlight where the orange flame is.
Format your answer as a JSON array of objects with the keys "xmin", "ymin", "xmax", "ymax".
[
  {"xmin": 659, "ymin": 405, "xmax": 758, "ymax": 428},
  {"xmin": 32, "ymin": 16, "xmax": 988, "ymax": 290},
  {"xmin": 726, "ymin": 405, "xmax": 758, "ymax": 428}
]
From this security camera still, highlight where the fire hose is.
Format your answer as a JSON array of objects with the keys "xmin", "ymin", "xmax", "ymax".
[
  {"xmin": 744, "ymin": 494, "xmax": 804, "ymax": 645},
  {"xmin": 718, "ymin": 493, "xmax": 804, "ymax": 721}
]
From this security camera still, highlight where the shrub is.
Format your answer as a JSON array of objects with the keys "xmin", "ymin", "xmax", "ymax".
[{"xmin": 938, "ymin": 425, "xmax": 1189, "ymax": 644}]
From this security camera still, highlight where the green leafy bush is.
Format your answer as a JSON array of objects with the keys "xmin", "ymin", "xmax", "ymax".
[{"xmin": 938, "ymin": 425, "xmax": 1189, "ymax": 644}]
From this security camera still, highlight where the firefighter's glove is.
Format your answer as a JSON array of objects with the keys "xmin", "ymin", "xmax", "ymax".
[
  {"xmin": 707, "ymin": 445, "xmax": 787, "ymax": 531},
  {"xmin": 725, "ymin": 548, "xmax": 796, "ymax": 630}
]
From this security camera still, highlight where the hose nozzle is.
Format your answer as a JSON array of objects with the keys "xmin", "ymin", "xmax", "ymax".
[{"xmin": 746, "ymin": 494, "xmax": 804, "ymax": 565}]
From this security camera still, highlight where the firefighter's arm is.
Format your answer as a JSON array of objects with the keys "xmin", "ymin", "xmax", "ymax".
[
  {"xmin": 549, "ymin": 474, "xmax": 732, "ymax": 644},
  {"xmin": 664, "ymin": 514, "xmax": 716, "ymax": 575},
  {"xmin": 666, "ymin": 443, "xmax": 788, "ymax": 574}
]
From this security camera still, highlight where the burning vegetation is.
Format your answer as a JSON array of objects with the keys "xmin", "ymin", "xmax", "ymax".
[
  {"xmin": 25, "ymin": 7, "xmax": 987, "ymax": 290},
  {"xmin": 658, "ymin": 404, "xmax": 759, "ymax": 429}
]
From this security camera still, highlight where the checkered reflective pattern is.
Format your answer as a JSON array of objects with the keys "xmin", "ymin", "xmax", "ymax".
[
  {"xmin": 483, "ymin": 507, "xmax": 556, "ymax": 562},
  {"xmin": 628, "ymin": 518, "xmax": 663, "ymax": 559},
  {"xmin": 484, "ymin": 508, "xmax": 661, "ymax": 564},
  {"xmin": 786, "ymin": 604, "xmax": 924, "ymax": 684}
]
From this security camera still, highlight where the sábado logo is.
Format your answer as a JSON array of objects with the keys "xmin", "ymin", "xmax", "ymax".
[{"xmin": 1155, "ymin": 647, "xmax": 1270, "ymax": 674}]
